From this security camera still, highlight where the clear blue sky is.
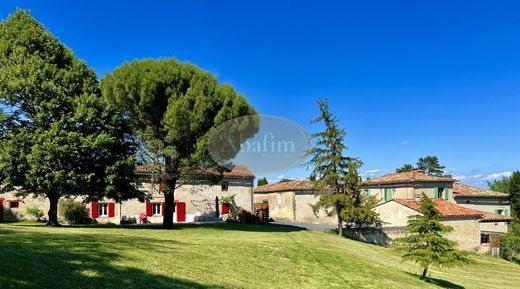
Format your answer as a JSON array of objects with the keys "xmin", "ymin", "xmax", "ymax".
[{"xmin": 2, "ymin": 1, "xmax": 519, "ymax": 187}]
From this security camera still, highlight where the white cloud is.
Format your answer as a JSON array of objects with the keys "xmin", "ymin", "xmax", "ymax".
[
  {"xmin": 277, "ymin": 175, "xmax": 285, "ymax": 180},
  {"xmin": 361, "ymin": 169, "xmax": 380, "ymax": 179},
  {"xmin": 455, "ymin": 173, "xmax": 502, "ymax": 182},
  {"xmin": 485, "ymin": 171, "xmax": 512, "ymax": 180}
]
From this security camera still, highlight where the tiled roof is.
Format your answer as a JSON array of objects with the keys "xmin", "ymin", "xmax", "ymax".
[
  {"xmin": 453, "ymin": 183, "xmax": 509, "ymax": 198},
  {"xmin": 480, "ymin": 211, "xmax": 513, "ymax": 222},
  {"xmin": 254, "ymin": 180, "xmax": 312, "ymax": 193},
  {"xmin": 363, "ymin": 170, "xmax": 455, "ymax": 185},
  {"xmin": 135, "ymin": 164, "xmax": 255, "ymax": 179},
  {"xmin": 393, "ymin": 198, "xmax": 482, "ymax": 218}
]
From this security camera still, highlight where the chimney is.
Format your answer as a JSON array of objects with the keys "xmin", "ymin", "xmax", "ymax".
[{"xmin": 414, "ymin": 194, "xmax": 421, "ymax": 203}]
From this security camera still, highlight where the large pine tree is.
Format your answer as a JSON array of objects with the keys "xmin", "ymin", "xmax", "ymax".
[
  {"xmin": 101, "ymin": 58, "xmax": 257, "ymax": 228},
  {"xmin": 395, "ymin": 194, "xmax": 472, "ymax": 279},
  {"xmin": 307, "ymin": 98, "xmax": 378, "ymax": 236}
]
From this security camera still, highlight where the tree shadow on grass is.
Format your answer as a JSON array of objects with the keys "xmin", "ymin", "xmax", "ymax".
[
  {"xmin": 405, "ymin": 272, "xmax": 465, "ymax": 289},
  {"xmin": 0, "ymin": 228, "xmax": 230, "ymax": 289},
  {"xmin": 15, "ymin": 222, "xmax": 306, "ymax": 233}
]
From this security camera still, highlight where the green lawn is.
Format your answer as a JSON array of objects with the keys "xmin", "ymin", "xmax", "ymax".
[{"xmin": 0, "ymin": 223, "xmax": 519, "ymax": 289}]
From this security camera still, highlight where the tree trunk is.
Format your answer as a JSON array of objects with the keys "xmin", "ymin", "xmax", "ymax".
[
  {"xmin": 420, "ymin": 267, "xmax": 428, "ymax": 279},
  {"xmin": 162, "ymin": 157, "xmax": 178, "ymax": 229},
  {"xmin": 163, "ymin": 186, "xmax": 175, "ymax": 229},
  {"xmin": 46, "ymin": 195, "xmax": 60, "ymax": 226},
  {"xmin": 337, "ymin": 214, "xmax": 343, "ymax": 236}
]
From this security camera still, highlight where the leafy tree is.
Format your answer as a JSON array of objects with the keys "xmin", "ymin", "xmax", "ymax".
[
  {"xmin": 257, "ymin": 177, "xmax": 268, "ymax": 186},
  {"xmin": 278, "ymin": 178, "xmax": 294, "ymax": 183},
  {"xmin": 101, "ymin": 58, "xmax": 256, "ymax": 228},
  {"xmin": 307, "ymin": 98, "xmax": 378, "ymax": 236},
  {"xmin": 395, "ymin": 193, "xmax": 472, "ymax": 279},
  {"xmin": 396, "ymin": 164, "xmax": 414, "ymax": 173},
  {"xmin": 487, "ymin": 177, "xmax": 511, "ymax": 194},
  {"xmin": 510, "ymin": 171, "xmax": 520, "ymax": 219},
  {"xmin": 417, "ymin": 156, "xmax": 445, "ymax": 176},
  {"xmin": 0, "ymin": 10, "xmax": 139, "ymax": 226},
  {"xmin": 500, "ymin": 222, "xmax": 520, "ymax": 261}
]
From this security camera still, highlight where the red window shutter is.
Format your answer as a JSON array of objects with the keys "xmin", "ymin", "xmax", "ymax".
[
  {"xmin": 146, "ymin": 202, "xmax": 152, "ymax": 217},
  {"xmin": 108, "ymin": 203, "xmax": 115, "ymax": 217},
  {"xmin": 221, "ymin": 203, "xmax": 230, "ymax": 214},
  {"xmin": 161, "ymin": 202, "xmax": 165, "ymax": 216},
  {"xmin": 91, "ymin": 202, "xmax": 99, "ymax": 218}
]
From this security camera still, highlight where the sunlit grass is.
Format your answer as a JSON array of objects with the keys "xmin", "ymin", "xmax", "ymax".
[{"xmin": 0, "ymin": 222, "xmax": 519, "ymax": 289}]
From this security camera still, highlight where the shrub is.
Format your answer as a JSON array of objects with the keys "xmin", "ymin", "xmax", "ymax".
[
  {"xmin": 500, "ymin": 222, "xmax": 520, "ymax": 261},
  {"xmin": 58, "ymin": 200, "xmax": 92, "ymax": 225},
  {"xmin": 25, "ymin": 205, "xmax": 45, "ymax": 222},
  {"xmin": 235, "ymin": 207, "xmax": 257, "ymax": 224}
]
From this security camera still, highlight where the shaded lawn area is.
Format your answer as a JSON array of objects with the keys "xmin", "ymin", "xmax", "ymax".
[{"xmin": 1, "ymin": 223, "xmax": 520, "ymax": 289}]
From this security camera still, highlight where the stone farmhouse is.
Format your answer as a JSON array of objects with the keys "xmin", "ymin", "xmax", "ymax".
[
  {"xmin": 0, "ymin": 165, "xmax": 255, "ymax": 224},
  {"xmin": 254, "ymin": 169, "xmax": 512, "ymax": 251}
]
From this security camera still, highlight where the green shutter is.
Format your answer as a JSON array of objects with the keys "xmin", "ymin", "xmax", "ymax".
[
  {"xmin": 384, "ymin": 188, "xmax": 392, "ymax": 201},
  {"xmin": 444, "ymin": 188, "xmax": 449, "ymax": 200},
  {"xmin": 433, "ymin": 187, "xmax": 439, "ymax": 198},
  {"xmin": 505, "ymin": 209, "xmax": 509, "ymax": 216},
  {"xmin": 366, "ymin": 189, "xmax": 371, "ymax": 196},
  {"xmin": 494, "ymin": 209, "xmax": 499, "ymax": 214}
]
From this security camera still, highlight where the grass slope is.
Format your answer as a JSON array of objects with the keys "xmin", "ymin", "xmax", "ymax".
[{"xmin": 0, "ymin": 223, "xmax": 519, "ymax": 289}]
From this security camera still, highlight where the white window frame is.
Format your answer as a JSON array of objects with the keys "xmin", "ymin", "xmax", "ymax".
[
  {"xmin": 98, "ymin": 203, "xmax": 108, "ymax": 217},
  {"xmin": 152, "ymin": 202, "xmax": 161, "ymax": 216}
]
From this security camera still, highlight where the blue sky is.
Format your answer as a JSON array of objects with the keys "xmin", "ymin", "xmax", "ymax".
[{"xmin": 1, "ymin": 1, "xmax": 519, "ymax": 187}]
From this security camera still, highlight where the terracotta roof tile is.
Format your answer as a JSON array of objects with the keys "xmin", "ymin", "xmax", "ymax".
[
  {"xmin": 393, "ymin": 198, "xmax": 482, "ymax": 218},
  {"xmin": 479, "ymin": 211, "xmax": 513, "ymax": 222},
  {"xmin": 135, "ymin": 164, "xmax": 255, "ymax": 179},
  {"xmin": 453, "ymin": 183, "xmax": 509, "ymax": 198},
  {"xmin": 363, "ymin": 170, "xmax": 455, "ymax": 185},
  {"xmin": 254, "ymin": 180, "xmax": 312, "ymax": 193}
]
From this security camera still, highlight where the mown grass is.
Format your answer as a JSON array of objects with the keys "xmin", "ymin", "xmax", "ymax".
[{"xmin": 0, "ymin": 222, "xmax": 519, "ymax": 289}]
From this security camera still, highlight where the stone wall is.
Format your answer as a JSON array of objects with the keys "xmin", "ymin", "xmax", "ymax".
[
  {"xmin": 442, "ymin": 217, "xmax": 481, "ymax": 251},
  {"xmin": 0, "ymin": 176, "xmax": 254, "ymax": 224},
  {"xmin": 254, "ymin": 191, "xmax": 295, "ymax": 221},
  {"xmin": 480, "ymin": 221, "xmax": 509, "ymax": 234},
  {"xmin": 294, "ymin": 192, "xmax": 336, "ymax": 225}
]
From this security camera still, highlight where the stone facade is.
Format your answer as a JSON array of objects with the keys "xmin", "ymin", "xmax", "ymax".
[
  {"xmin": 442, "ymin": 217, "xmax": 482, "ymax": 251},
  {"xmin": 365, "ymin": 182, "xmax": 455, "ymax": 203},
  {"xmin": 254, "ymin": 188, "xmax": 335, "ymax": 225},
  {"xmin": 0, "ymin": 168, "xmax": 255, "ymax": 224}
]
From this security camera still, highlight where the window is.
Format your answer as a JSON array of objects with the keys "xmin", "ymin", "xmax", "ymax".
[
  {"xmin": 438, "ymin": 188, "xmax": 445, "ymax": 199},
  {"xmin": 481, "ymin": 233, "xmax": 490, "ymax": 244},
  {"xmin": 152, "ymin": 203, "xmax": 161, "ymax": 215},
  {"xmin": 9, "ymin": 200, "xmax": 19, "ymax": 208},
  {"xmin": 276, "ymin": 193, "xmax": 282, "ymax": 205},
  {"xmin": 384, "ymin": 188, "xmax": 392, "ymax": 201},
  {"xmin": 497, "ymin": 209, "xmax": 505, "ymax": 215},
  {"xmin": 98, "ymin": 203, "xmax": 108, "ymax": 217},
  {"xmin": 221, "ymin": 182, "xmax": 229, "ymax": 191}
]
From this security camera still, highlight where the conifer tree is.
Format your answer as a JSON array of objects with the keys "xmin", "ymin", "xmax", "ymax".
[
  {"xmin": 307, "ymin": 98, "xmax": 378, "ymax": 236},
  {"xmin": 395, "ymin": 194, "xmax": 472, "ymax": 279}
]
